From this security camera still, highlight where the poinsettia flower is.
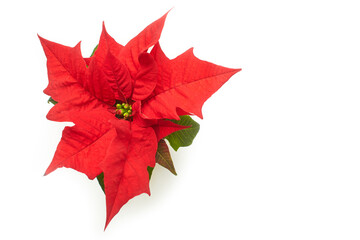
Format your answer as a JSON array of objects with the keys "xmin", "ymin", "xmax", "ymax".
[{"xmin": 39, "ymin": 11, "xmax": 240, "ymax": 228}]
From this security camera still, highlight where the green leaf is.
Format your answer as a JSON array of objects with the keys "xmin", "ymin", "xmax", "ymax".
[
  {"xmin": 47, "ymin": 97, "xmax": 57, "ymax": 105},
  {"xmin": 156, "ymin": 139, "xmax": 176, "ymax": 175},
  {"xmin": 165, "ymin": 115, "xmax": 200, "ymax": 151},
  {"xmin": 147, "ymin": 166, "xmax": 154, "ymax": 180},
  {"xmin": 90, "ymin": 44, "xmax": 98, "ymax": 57},
  {"xmin": 97, "ymin": 172, "xmax": 105, "ymax": 193}
]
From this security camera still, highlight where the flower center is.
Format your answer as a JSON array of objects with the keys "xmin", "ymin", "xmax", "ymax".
[{"xmin": 115, "ymin": 103, "xmax": 132, "ymax": 120}]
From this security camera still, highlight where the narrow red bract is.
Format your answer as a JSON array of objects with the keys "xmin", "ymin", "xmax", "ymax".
[{"xmin": 39, "ymin": 11, "xmax": 241, "ymax": 229}]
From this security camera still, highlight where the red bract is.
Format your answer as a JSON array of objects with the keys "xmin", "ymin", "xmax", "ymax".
[{"xmin": 39, "ymin": 11, "xmax": 240, "ymax": 229}]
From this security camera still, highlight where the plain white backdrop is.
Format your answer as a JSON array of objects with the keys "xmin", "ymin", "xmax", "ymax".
[{"xmin": 1, "ymin": 0, "xmax": 360, "ymax": 239}]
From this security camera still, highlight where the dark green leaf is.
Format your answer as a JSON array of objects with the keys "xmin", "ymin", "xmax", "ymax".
[
  {"xmin": 156, "ymin": 139, "xmax": 176, "ymax": 175},
  {"xmin": 165, "ymin": 115, "xmax": 200, "ymax": 151},
  {"xmin": 47, "ymin": 97, "xmax": 57, "ymax": 105},
  {"xmin": 147, "ymin": 166, "xmax": 154, "ymax": 180},
  {"xmin": 90, "ymin": 45, "xmax": 98, "ymax": 57},
  {"xmin": 96, "ymin": 172, "xmax": 105, "ymax": 193}
]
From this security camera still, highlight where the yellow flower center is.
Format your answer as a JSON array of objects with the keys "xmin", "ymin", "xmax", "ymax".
[{"xmin": 115, "ymin": 102, "xmax": 132, "ymax": 120}]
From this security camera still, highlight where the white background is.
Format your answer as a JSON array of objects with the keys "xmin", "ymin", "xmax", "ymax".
[{"xmin": 1, "ymin": 0, "xmax": 360, "ymax": 239}]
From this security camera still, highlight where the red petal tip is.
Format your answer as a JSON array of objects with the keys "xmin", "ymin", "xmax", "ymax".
[
  {"xmin": 44, "ymin": 168, "xmax": 51, "ymax": 176},
  {"xmin": 104, "ymin": 217, "xmax": 113, "ymax": 231},
  {"xmin": 75, "ymin": 41, "xmax": 82, "ymax": 48},
  {"xmin": 165, "ymin": 8, "xmax": 172, "ymax": 16},
  {"xmin": 37, "ymin": 34, "xmax": 46, "ymax": 43}
]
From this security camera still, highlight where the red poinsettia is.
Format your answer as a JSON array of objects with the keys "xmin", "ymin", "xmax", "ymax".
[{"xmin": 39, "ymin": 11, "xmax": 240, "ymax": 229}]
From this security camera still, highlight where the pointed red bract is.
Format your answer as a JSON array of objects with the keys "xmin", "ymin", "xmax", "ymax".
[
  {"xmin": 88, "ymin": 51, "xmax": 133, "ymax": 103},
  {"xmin": 132, "ymin": 52, "xmax": 158, "ymax": 100},
  {"xmin": 96, "ymin": 23, "xmax": 124, "ymax": 64},
  {"xmin": 39, "ymin": 10, "xmax": 240, "ymax": 229},
  {"xmin": 101, "ymin": 120, "xmax": 157, "ymax": 229},
  {"xmin": 45, "ymin": 109, "xmax": 115, "ymax": 179},
  {"xmin": 120, "ymin": 11, "xmax": 169, "ymax": 78},
  {"xmin": 39, "ymin": 35, "xmax": 108, "ymax": 122},
  {"xmin": 85, "ymin": 24, "xmax": 131, "ymax": 102},
  {"xmin": 46, "ymin": 125, "xmax": 114, "ymax": 179},
  {"xmin": 141, "ymin": 43, "xmax": 241, "ymax": 120},
  {"xmin": 84, "ymin": 56, "xmax": 116, "ymax": 105},
  {"xmin": 39, "ymin": 36, "xmax": 87, "ymax": 95}
]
